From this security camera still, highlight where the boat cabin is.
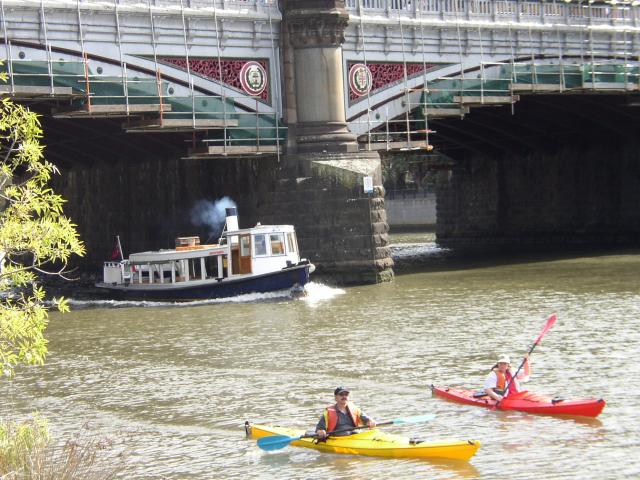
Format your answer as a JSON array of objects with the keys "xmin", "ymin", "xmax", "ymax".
[
  {"xmin": 101, "ymin": 224, "xmax": 302, "ymax": 287},
  {"xmin": 228, "ymin": 224, "xmax": 300, "ymax": 275}
]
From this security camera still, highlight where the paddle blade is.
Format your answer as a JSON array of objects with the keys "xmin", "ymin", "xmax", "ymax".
[
  {"xmin": 391, "ymin": 413, "xmax": 436, "ymax": 425},
  {"xmin": 257, "ymin": 434, "xmax": 301, "ymax": 451},
  {"xmin": 534, "ymin": 313, "xmax": 557, "ymax": 345}
]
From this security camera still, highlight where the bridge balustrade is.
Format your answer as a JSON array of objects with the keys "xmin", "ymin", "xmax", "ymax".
[
  {"xmin": 347, "ymin": 0, "xmax": 638, "ymax": 24},
  {"xmin": 79, "ymin": 0, "xmax": 278, "ymax": 10}
]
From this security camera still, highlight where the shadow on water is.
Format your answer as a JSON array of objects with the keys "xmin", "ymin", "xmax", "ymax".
[
  {"xmin": 557, "ymin": 415, "xmax": 604, "ymax": 428},
  {"xmin": 63, "ymin": 288, "xmax": 300, "ymax": 310},
  {"xmin": 426, "ymin": 459, "xmax": 482, "ymax": 479},
  {"xmin": 434, "ymin": 396, "xmax": 604, "ymax": 427},
  {"xmin": 256, "ymin": 448, "xmax": 481, "ymax": 479},
  {"xmin": 489, "ymin": 409, "xmax": 604, "ymax": 428},
  {"xmin": 390, "ymin": 229, "xmax": 640, "ymax": 276}
]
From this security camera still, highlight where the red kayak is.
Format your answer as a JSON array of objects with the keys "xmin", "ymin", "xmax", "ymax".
[{"xmin": 431, "ymin": 385, "xmax": 605, "ymax": 418}]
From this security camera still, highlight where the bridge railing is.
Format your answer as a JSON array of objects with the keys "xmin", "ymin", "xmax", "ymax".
[
  {"xmin": 416, "ymin": 60, "xmax": 639, "ymax": 108},
  {"xmin": 81, "ymin": 0, "xmax": 278, "ymax": 10},
  {"xmin": 0, "ymin": 57, "xmax": 285, "ymax": 150},
  {"xmin": 347, "ymin": 0, "xmax": 638, "ymax": 24},
  {"xmin": 349, "ymin": 57, "xmax": 639, "ymax": 152}
]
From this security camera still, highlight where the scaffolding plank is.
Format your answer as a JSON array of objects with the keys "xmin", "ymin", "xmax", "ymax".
[
  {"xmin": 581, "ymin": 82, "xmax": 639, "ymax": 91},
  {"xmin": 0, "ymin": 85, "xmax": 74, "ymax": 98},
  {"xmin": 453, "ymin": 95, "xmax": 519, "ymax": 105},
  {"xmin": 358, "ymin": 141, "xmax": 432, "ymax": 151},
  {"xmin": 125, "ymin": 118, "xmax": 238, "ymax": 132},
  {"xmin": 421, "ymin": 107, "xmax": 469, "ymax": 118},
  {"xmin": 358, "ymin": 129, "xmax": 435, "ymax": 143},
  {"xmin": 405, "ymin": 87, "xmax": 430, "ymax": 93},
  {"xmin": 186, "ymin": 144, "xmax": 281, "ymax": 157},
  {"xmin": 53, "ymin": 103, "xmax": 171, "ymax": 118},
  {"xmin": 511, "ymin": 83, "xmax": 564, "ymax": 92}
]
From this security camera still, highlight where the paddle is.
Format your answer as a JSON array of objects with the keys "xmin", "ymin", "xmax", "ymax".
[
  {"xmin": 256, "ymin": 413, "xmax": 436, "ymax": 452},
  {"xmin": 497, "ymin": 313, "xmax": 557, "ymax": 405}
]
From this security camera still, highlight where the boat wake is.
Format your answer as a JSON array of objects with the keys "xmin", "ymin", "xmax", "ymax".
[
  {"xmin": 300, "ymin": 281, "xmax": 345, "ymax": 307},
  {"xmin": 65, "ymin": 288, "xmax": 301, "ymax": 309},
  {"xmin": 62, "ymin": 282, "xmax": 343, "ymax": 309}
]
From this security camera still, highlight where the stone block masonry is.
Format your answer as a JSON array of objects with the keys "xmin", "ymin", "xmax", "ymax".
[
  {"xmin": 259, "ymin": 160, "xmax": 394, "ymax": 285},
  {"xmin": 53, "ymin": 150, "xmax": 393, "ymax": 285},
  {"xmin": 436, "ymin": 141, "xmax": 640, "ymax": 250}
]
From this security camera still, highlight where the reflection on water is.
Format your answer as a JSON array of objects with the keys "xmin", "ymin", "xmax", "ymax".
[{"xmin": 3, "ymin": 232, "xmax": 640, "ymax": 479}]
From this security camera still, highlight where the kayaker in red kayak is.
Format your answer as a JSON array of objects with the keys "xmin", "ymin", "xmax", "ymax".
[
  {"xmin": 484, "ymin": 354, "xmax": 530, "ymax": 402},
  {"xmin": 315, "ymin": 386, "xmax": 376, "ymax": 439}
]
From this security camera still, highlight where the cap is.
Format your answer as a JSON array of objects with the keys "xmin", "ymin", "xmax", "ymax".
[
  {"xmin": 497, "ymin": 355, "xmax": 510, "ymax": 364},
  {"xmin": 334, "ymin": 386, "xmax": 350, "ymax": 395}
]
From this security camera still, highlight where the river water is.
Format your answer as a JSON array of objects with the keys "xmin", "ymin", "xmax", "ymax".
[{"xmin": 2, "ymin": 232, "xmax": 640, "ymax": 479}]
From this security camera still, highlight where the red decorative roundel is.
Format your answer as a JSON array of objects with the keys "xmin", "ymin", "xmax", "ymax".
[
  {"xmin": 348, "ymin": 63, "xmax": 372, "ymax": 97},
  {"xmin": 239, "ymin": 61, "xmax": 267, "ymax": 96}
]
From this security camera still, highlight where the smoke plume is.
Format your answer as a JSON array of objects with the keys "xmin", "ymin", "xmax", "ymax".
[{"xmin": 190, "ymin": 197, "xmax": 237, "ymax": 237}]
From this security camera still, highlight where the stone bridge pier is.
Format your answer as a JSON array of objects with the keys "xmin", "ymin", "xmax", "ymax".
[{"xmin": 266, "ymin": 0, "xmax": 393, "ymax": 284}]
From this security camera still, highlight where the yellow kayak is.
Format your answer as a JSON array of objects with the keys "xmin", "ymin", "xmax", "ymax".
[{"xmin": 246, "ymin": 422, "xmax": 480, "ymax": 461}]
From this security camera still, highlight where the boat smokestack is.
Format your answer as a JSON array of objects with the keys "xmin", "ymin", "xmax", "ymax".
[
  {"xmin": 225, "ymin": 207, "xmax": 239, "ymax": 245},
  {"xmin": 225, "ymin": 207, "xmax": 239, "ymax": 231}
]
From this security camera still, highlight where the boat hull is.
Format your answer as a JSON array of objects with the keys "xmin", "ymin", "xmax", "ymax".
[
  {"xmin": 95, "ymin": 263, "xmax": 311, "ymax": 301},
  {"xmin": 431, "ymin": 385, "xmax": 605, "ymax": 418},
  {"xmin": 247, "ymin": 423, "xmax": 480, "ymax": 461}
]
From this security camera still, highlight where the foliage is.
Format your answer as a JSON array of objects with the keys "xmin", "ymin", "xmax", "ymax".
[
  {"xmin": 0, "ymin": 415, "xmax": 129, "ymax": 479},
  {"xmin": 0, "ymin": 71, "xmax": 85, "ymax": 378},
  {"xmin": 0, "ymin": 413, "xmax": 50, "ymax": 474}
]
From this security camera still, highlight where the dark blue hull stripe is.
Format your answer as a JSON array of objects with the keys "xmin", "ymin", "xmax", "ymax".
[{"xmin": 96, "ymin": 265, "xmax": 311, "ymax": 301}]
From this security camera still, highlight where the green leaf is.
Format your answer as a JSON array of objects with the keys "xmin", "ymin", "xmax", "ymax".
[{"xmin": 1, "ymin": 93, "xmax": 84, "ymax": 378}]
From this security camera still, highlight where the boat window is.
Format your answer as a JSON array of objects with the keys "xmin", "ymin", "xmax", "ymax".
[
  {"xmin": 240, "ymin": 235, "xmax": 251, "ymax": 256},
  {"xmin": 254, "ymin": 234, "xmax": 267, "ymax": 256},
  {"xmin": 286, "ymin": 232, "xmax": 297, "ymax": 254},
  {"xmin": 270, "ymin": 234, "xmax": 285, "ymax": 255}
]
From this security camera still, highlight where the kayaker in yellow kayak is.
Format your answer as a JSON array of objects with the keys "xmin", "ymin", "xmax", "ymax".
[
  {"xmin": 484, "ymin": 353, "xmax": 530, "ymax": 402},
  {"xmin": 315, "ymin": 386, "xmax": 376, "ymax": 439}
]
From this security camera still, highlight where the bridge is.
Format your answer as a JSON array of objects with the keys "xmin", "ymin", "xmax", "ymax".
[
  {"xmin": 2, "ymin": 0, "xmax": 639, "ymax": 284},
  {"xmin": 1, "ymin": 0, "xmax": 637, "ymax": 160}
]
